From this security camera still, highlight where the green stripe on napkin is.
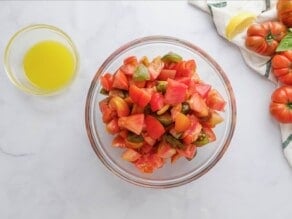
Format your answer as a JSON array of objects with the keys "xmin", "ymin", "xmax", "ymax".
[{"xmin": 282, "ymin": 134, "xmax": 292, "ymax": 149}]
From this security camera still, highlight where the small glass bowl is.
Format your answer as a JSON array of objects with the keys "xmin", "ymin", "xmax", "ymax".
[
  {"xmin": 4, "ymin": 24, "xmax": 79, "ymax": 95},
  {"xmin": 85, "ymin": 36, "xmax": 236, "ymax": 188}
]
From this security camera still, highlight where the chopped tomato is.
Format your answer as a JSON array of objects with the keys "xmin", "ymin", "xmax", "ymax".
[
  {"xmin": 112, "ymin": 70, "xmax": 129, "ymax": 90},
  {"xmin": 106, "ymin": 118, "xmax": 120, "ymax": 134},
  {"xmin": 206, "ymin": 89, "xmax": 226, "ymax": 111},
  {"xmin": 157, "ymin": 69, "xmax": 176, "ymax": 81},
  {"xmin": 145, "ymin": 115, "xmax": 165, "ymax": 140},
  {"xmin": 118, "ymin": 114, "xmax": 144, "ymax": 135},
  {"xmin": 148, "ymin": 57, "xmax": 164, "ymax": 80},
  {"xmin": 203, "ymin": 127, "xmax": 216, "ymax": 142},
  {"xmin": 109, "ymin": 96, "xmax": 130, "ymax": 117},
  {"xmin": 99, "ymin": 98, "xmax": 116, "ymax": 123},
  {"xmin": 131, "ymin": 104, "xmax": 144, "ymax": 114},
  {"xmin": 132, "ymin": 80, "xmax": 146, "ymax": 88},
  {"xmin": 177, "ymin": 144, "xmax": 197, "ymax": 160},
  {"xmin": 119, "ymin": 130, "xmax": 128, "ymax": 139},
  {"xmin": 176, "ymin": 76, "xmax": 192, "ymax": 86},
  {"xmin": 135, "ymin": 154, "xmax": 164, "ymax": 173},
  {"xmin": 175, "ymin": 60, "xmax": 196, "ymax": 78},
  {"xmin": 122, "ymin": 148, "xmax": 141, "ymax": 162},
  {"xmin": 164, "ymin": 79, "xmax": 188, "ymax": 105},
  {"xmin": 194, "ymin": 83, "xmax": 211, "ymax": 98},
  {"xmin": 182, "ymin": 116, "xmax": 202, "ymax": 145},
  {"xmin": 140, "ymin": 143, "xmax": 153, "ymax": 154},
  {"xmin": 150, "ymin": 92, "xmax": 164, "ymax": 112},
  {"xmin": 174, "ymin": 112, "xmax": 191, "ymax": 132},
  {"xmin": 157, "ymin": 141, "xmax": 176, "ymax": 159},
  {"xmin": 98, "ymin": 54, "xmax": 226, "ymax": 173},
  {"xmin": 129, "ymin": 84, "xmax": 151, "ymax": 108},
  {"xmin": 100, "ymin": 73, "xmax": 114, "ymax": 91},
  {"xmin": 202, "ymin": 110, "xmax": 224, "ymax": 128},
  {"xmin": 142, "ymin": 133, "xmax": 156, "ymax": 146},
  {"xmin": 124, "ymin": 56, "xmax": 138, "ymax": 66},
  {"xmin": 112, "ymin": 135, "xmax": 126, "ymax": 148},
  {"xmin": 171, "ymin": 152, "xmax": 182, "ymax": 164},
  {"xmin": 120, "ymin": 64, "xmax": 136, "ymax": 75},
  {"xmin": 188, "ymin": 93, "xmax": 209, "ymax": 117}
]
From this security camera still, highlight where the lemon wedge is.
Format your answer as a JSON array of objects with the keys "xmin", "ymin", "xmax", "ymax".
[{"xmin": 225, "ymin": 12, "xmax": 256, "ymax": 40}]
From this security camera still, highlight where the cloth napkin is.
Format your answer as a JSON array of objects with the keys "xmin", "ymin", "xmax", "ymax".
[{"xmin": 189, "ymin": 0, "xmax": 292, "ymax": 167}]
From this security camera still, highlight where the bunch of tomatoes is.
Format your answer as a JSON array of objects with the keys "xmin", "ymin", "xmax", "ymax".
[{"xmin": 245, "ymin": 0, "xmax": 292, "ymax": 123}]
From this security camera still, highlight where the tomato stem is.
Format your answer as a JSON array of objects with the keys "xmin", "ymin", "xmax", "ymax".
[
  {"xmin": 266, "ymin": 32, "xmax": 274, "ymax": 43},
  {"xmin": 287, "ymin": 102, "xmax": 292, "ymax": 110}
]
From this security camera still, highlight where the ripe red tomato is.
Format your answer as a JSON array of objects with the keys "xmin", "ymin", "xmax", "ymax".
[
  {"xmin": 270, "ymin": 86, "xmax": 292, "ymax": 123},
  {"xmin": 272, "ymin": 50, "xmax": 292, "ymax": 85},
  {"xmin": 245, "ymin": 21, "xmax": 287, "ymax": 56},
  {"xmin": 277, "ymin": 0, "xmax": 292, "ymax": 27}
]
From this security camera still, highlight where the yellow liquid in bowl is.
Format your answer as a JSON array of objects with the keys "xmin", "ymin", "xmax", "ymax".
[{"xmin": 23, "ymin": 40, "xmax": 76, "ymax": 91}]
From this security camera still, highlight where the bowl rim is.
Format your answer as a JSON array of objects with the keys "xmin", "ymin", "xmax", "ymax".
[
  {"xmin": 3, "ymin": 23, "xmax": 79, "ymax": 95},
  {"xmin": 85, "ymin": 35, "xmax": 237, "ymax": 188}
]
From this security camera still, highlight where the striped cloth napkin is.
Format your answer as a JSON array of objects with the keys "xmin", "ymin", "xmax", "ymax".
[{"xmin": 189, "ymin": 0, "xmax": 292, "ymax": 167}]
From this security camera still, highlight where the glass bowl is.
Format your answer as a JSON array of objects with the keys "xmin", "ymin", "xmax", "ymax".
[
  {"xmin": 4, "ymin": 24, "xmax": 79, "ymax": 95},
  {"xmin": 85, "ymin": 36, "xmax": 236, "ymax": 188}
]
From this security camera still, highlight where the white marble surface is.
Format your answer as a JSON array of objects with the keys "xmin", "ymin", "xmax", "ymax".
[{"xmin": 0, "ymin": 1, "xmax": 292, "ymax": 219}]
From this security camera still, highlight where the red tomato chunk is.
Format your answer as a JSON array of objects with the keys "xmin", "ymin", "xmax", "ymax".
[{"xmin": 98, "ymin": 53, "xmax": 226, "ymax": 173}]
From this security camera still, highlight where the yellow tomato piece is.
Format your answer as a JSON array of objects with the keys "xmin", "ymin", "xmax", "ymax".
[
  {"xmin": 174, "ymin": 112, "xmax": 191, "ymax": 132},
  {"xmin": 109, "ymin": 96, "xmax": 130, "ymax": 117}
]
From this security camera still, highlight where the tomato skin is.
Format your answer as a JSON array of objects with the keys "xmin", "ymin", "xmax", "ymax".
[
  {"xmin": 203, "ymin": 127, "xmax": 216, "ymax": 142},
  {"xmin": 100, "ymin": 73, "xmax": 114, "ymax": 91},
  {"xmin": 182, "ymin": 116, "xmax": 202, "ymax": 145},
  {"xmin": 106, "ymin": 118, "xmax": 120, "ymax": 134},
  {"xmin": 129, "ymin": 84, "xmax": 151, "ymax": 108},
  {"xmin": 157, "ymin": 69, "xmax": 176, "ymax": 80},
  {"xmin": 118, "ymin": 114, "xmax": 144, "ymax": 135},
  {"xmin": 148, "ymin": 57, "xmax": 164, "ymax": 80},
  {"xmin": 164, "ymin": 79, "xmax": 188, "ymax": 105},
  {"xmin": 194, "ymin": 83, "xmax": 211, "ymax": 98},
  {"xmin": 150, "ymin": 92, "xmax": 164, "ymax": 112},
  {"xmin": 272, "ymin": 50, "xmax": 292, "ymax": 85},
  {"xmin": 122, "ymin": 148, "xmax": 141, "ymax": 162},
  {"xmin": 112, "ymin": 135, "xmax": 126, "ymax": 148},
  {"xmin": 157, "ymin": 142, "xmax": 176, "ymax": 159},
  {"xmin": 270, "ymin": 86, "xmax": 292, "ymax": 123},
  {"xmin": 245, "ymin": 21, "xmax": 287, "ymax": 56},
  {"xmin": 145, "ymin": 115, "xmax": 165, "ymax": 140},
  {"xmin": 277, "ymin": 0, "xmax": 292, "ymax": 27},
  {"xmin": 174, "ymin": 112, "xmax": 191, "ymax": 132},
  {"xmin": 124, "ymin": 56, "xmax": 138, "ymax": 66},
  {"xmin": 175, "ymin": 60, "xmax": 196, "ymax": 78},
  {"xmin": 177, "ymin": 144, "xmax": 197, "ymax": 160},
  {"xmin": 99, "ymin": 98, "xmax": 116, "ymax": 123},
  {"xmin": 108, "ymin": 96, "xmax": 130, "ymax": 117},
  {"xmin": 135, "ymin": 154, "xmax": 164, "ymax": 173},
  {"xmin": 206, "ymin": 89, "xmax": 226, "ymax": 111},
  {"xmin": 188, "ymin": 93, "xmax": 209, "ymax": 117},
  {"xmin": 112, "ymin": 70, "xmax": 129, "ymax": 90}
]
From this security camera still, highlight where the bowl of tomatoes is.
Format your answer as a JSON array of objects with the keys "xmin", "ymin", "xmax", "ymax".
[{"xmin": 85, "ymin": 36, "xmax": 236, "ymax": 188}]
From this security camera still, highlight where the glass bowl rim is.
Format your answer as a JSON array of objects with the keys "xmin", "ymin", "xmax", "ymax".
[
  {"xmin": 3, "ymin": 23, "xmax": 79, "ymax": 95},
  {"xmin": 85, "ymin": 35, "xmax": 237, "ymax": 188}
]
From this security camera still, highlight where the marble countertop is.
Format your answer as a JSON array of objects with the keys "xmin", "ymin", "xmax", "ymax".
[{"xmin": 1, "ymin": 1, "xmax": 292, "ymax": 219}]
